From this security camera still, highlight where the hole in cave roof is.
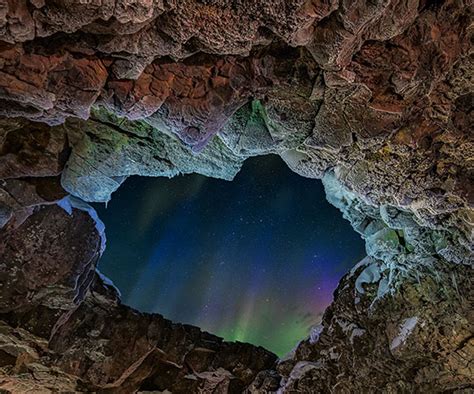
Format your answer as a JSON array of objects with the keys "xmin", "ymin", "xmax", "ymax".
[{"xmin": 93, "ymin": 154, "xmax": 365, "ymax": 357}]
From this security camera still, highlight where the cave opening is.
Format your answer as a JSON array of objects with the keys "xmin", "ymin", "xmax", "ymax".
[{"xmin": 93, "ymin": 154, "xmax": 365, "ymax": 357}]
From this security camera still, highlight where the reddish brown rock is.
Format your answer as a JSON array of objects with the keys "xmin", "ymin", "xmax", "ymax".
[
  {"xmin": 0, "ymin": 201, "xmax": 276, "ymax": 392},
  {"xmin": 0, "ymin": 43, "xmax": 108, "ymax": 123},
  {"xmin": 0, "ymin": 0, "xmax": 472, "ymax": 392},
  {"xmin": 0, "ymin": 118, "xmax": 69, "ymax": 178},
  {"xmin": 0, "ymin": 321, "xmax": 86, "ymax": 392},
  {"xmin": 0, "ymin": 204, "xmax": 101, "ymax": 313}
]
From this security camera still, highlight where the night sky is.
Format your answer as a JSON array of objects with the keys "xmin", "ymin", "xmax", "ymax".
[{"xmin": 94, "ymin": 154, "xmax": 365, "ymax": 357}]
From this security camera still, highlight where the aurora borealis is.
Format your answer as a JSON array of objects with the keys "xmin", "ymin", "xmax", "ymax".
[{"xmin": 95, "ymin": 155, "xmax": 365, "ymax": 356}]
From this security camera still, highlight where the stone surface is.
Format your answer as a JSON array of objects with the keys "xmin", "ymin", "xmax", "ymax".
[
  {"xmin": 0, "ymin": 202, "xmax": 277, "ymax": 392},
  {"xmin": 0, "ymin": 118, "xmax": 69, "ymax": 179},
  {"xmin": 273, "ymin": 257, "xmax": 474, "ymax": 392},
  {"xmin": 0, "ymin": 0, "xmax": 472, "ymax": 392}
]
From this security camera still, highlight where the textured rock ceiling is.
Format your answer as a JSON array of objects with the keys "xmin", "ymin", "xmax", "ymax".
[{"xmin": 0, "ymin": 0, "xmax": 472, "ymax": 392}]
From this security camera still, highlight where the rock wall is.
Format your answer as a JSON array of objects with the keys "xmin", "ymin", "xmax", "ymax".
[
  {"xmin": 0, "ymin": 197, "xmax": 276, "ymax": 392},
  {"xmin": 0, "ymin": 0, "xmax": 472, "ymax": 392}
]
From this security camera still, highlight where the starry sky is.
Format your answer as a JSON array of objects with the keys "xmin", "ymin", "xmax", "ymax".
[{"xmin": 94, "ymin": 154, "xmax": 365, "ymax": 357}]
